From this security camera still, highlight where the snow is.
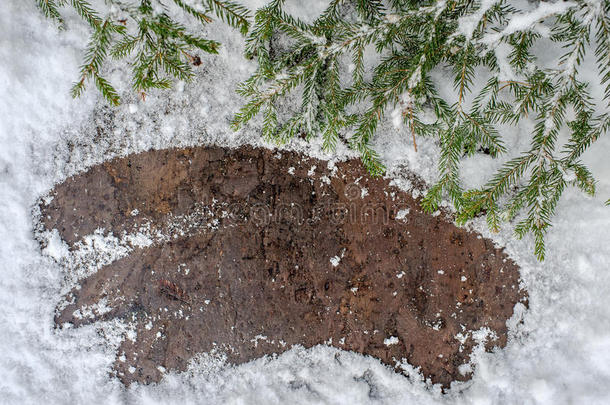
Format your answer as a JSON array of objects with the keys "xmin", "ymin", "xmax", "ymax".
[
  {"xmin": 456, "ymin": 0, "xmax": 499, "ymax": 41},
  {"xmin": 493, "ymin": 42, "xmax": 517, "ymax": 81},
  {"xmin": 383, "ymin": 336, "xmax": 400, "ymax": 347},
  {"xmin": 482, "ymin": 1, "xmax": 577, "ymax": 45},
  {"xmin": 1, "ymin": 0, "xmax": 610, "ymax": 404},
  {"xmin": 395, "ymin": 208, "xmax": 410, "ymax": 221}
]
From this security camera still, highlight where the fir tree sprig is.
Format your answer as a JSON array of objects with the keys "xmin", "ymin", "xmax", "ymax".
[
  {"xmin": 71, "ymin": 18, "xmax": 124, "ymax": 105},
  {"xmin": 36, "ymin": 0, "xmax": 65, "ymax": 26},
  {"xmin": 36, "ymin": 0, "xmax": 251, "ymax": 103},
  {"xmin": 593, "ymin": 0, "xmax": 610, "ymax": 107}
]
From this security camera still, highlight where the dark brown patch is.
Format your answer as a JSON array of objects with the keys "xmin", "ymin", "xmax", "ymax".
[{"xmin": 38, "ymin": 145, "xmax": 526, "ymax": 388}]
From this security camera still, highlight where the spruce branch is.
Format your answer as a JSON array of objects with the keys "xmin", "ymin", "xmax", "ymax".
[
  {"xmin": 172, "ymin": 0, "xmax": 213, "ymax": 25},
  {"xmin": 70, "ymin": 0, "xmax": 101, "ymax": 28},
  {"xmin": 202, "ymin": 0, "xmax": 251, "ymax": 34},
  {"xmin": 593, "ymin": 0, "xmax": 610, "ymax": 107},
  {"xmin": 35, "ymin": 0, "xmax": 250, "ymax": 103},
  {"xmin": 71, "ymin": 19, "xmax": 122, "ymax": 105},
  {"xmin": 37, "ymin": 0, "xmax": 65, "ymax": 25}
]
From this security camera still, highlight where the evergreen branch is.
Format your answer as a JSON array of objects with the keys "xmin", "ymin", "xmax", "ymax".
[
  {"xmin": 593, "ymin": 0, "xmax": 610, "ymax": 107},
  {"xmin": 36, "ymin": 0, "xmax": 248, "ymax": 103},
  {"xmin": 70, "ymin": 0, "xmax": 101, "ymax": 28},
  {"xmin": 71, "ymin": 19, "xmax": 120, "ymax": 104},
  {"xmin": 172, "ymin": 0, "xmax": 213, "ymax": 25},
  {"xmin": 110, "ymin": 35, "xmax": 139, "ymax": 59},
  {"xmin": 562, "ymin": 114, "xmax": 610, "ymax": 163},
  {"xmin": 36, "ymin": 0, "xmax": 65, "ymax": 25},
  {"xmin": 93, "ymin": 73, "xmax": 120, "ymax": 105},
  {"xmin": 203, "ymin": 0, "xmax": 251, "ymax": 34}
]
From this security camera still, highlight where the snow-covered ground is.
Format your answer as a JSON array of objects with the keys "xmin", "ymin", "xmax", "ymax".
[{"xmin": 1, "ymin": 1, "xmax": 609, "ymax": 404}]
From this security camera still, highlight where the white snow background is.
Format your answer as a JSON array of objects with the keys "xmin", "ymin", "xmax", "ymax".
[{"xmin": 1, "ymin": 0, "xmax": 610, "ymax": 404}]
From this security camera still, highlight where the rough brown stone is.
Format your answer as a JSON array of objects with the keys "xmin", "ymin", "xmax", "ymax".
[{"xmin": 37, "ymin": 145, "xmax": 526, "ymax": 388}]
